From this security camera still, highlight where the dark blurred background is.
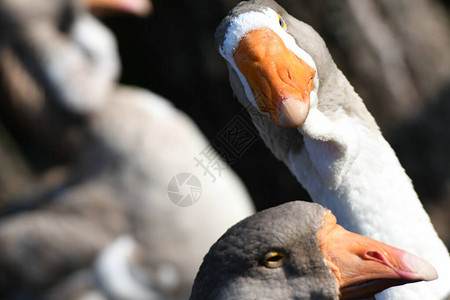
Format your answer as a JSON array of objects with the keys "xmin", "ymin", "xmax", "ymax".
[{"xmin": 97, "ymin": 0, "xmax": 450, "ymax": 240}]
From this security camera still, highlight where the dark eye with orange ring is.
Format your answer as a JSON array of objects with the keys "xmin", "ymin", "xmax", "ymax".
[
  {"xmin": 263, "ymin": 251, "xmax": 286, "ymax": 268},
  {"xmin": 278, "ymin": 14, "xmax": 287, "ymax": 30}
]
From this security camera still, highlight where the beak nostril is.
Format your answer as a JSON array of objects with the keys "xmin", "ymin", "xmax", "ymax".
[
  {"xmin": 287, "ymin": 69, "xmax": 293, "ymax": 81},
  {"xmin": 365, "ymin": 251, "xmax": 386, "ymax": 264}
]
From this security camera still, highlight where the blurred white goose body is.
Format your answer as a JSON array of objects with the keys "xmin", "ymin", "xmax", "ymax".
[
  {"xmin": 0, "ymin": 0, "xmax": 255, "ymax": 298},
  {"xmin": 215, "ymin": 1, "xmax": 450, "ymax": 299}
]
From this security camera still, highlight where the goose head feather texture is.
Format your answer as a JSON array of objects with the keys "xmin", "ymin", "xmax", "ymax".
[
  {"xmin": 190, "ymin": 201, "xmax": 437, "ymax": 300},
  {"xmin": 215, "ymin": 1, "xmax": 450, "ymax": 299}
]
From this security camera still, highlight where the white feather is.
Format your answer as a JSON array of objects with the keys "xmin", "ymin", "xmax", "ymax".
[
  {"xmin": 94, "ymin": 235, "xmax": 163, "ymax": 300},
  {"xmin": 291, "ymin": 114, "xmax": 450, "ymax": 299}
]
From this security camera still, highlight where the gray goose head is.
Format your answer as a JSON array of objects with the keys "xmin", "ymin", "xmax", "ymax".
[{"xmin": 190, "ymin": 201, "xmax": 436, "ymax": 300}]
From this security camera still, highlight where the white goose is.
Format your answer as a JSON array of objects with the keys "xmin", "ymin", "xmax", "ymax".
[{"xmin": 215, "ymin": 1, "xmax": 450, "ymax": 299}]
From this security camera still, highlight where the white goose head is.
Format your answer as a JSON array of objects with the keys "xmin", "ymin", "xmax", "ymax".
[
  {"xmin": 215, "ymin": 0, "xmax": 378, "ymax": 189},
  {"xmin": 216, "ymin": 0, "xmax": 320, "ymax": 128}
]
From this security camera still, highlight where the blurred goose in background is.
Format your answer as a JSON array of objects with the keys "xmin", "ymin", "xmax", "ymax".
[
  {"xmin": 0, "ymin": 0, "xmax": 126, "ymax": 296},
  {"xmin": 215, "ymin": 0, "xmax": 450, "ymax": 299},
  {"xmin": 190, "ymin": 201, "xmax": 437, "ymax": 300},
  {"xmin": 87, "ymin": 85, "xmax": 255, "ymax": 300},
  {"xmin": 86, "ymin": 0, "xmax": 152, "ymax": 16},
  {"xmin": 0, "ymin": 0, "xmax": 254, "ymax": 298}
]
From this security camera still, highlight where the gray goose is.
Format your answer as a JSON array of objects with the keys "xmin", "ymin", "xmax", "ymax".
[
  {"xmin": 215, "ymin": 1, "xmax": 450, "ymax": 299},
  {"xmin": 190, "ymin": 201, "xmax": 437, "ymax": 300}
]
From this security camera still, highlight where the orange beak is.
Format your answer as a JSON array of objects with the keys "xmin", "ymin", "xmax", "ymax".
[
  {"xmin": 318, "ymin": 211, "xmax": 438, "ymax": 299},
  {"xmin": 84, "ymin": 0, "xmax": 152, "ymax": 16},
  {"xmin": 233, "ymin": 27, "xmax": 315, "ymax": 128}
]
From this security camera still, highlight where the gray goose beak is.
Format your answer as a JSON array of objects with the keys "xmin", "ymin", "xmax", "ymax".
[
  {"xmin": 318, "ymin": 211, "xmax": 438, "ymax": 299},
  {"xmin": 84, "ymin": 0, "xmax": 152, "ymax": 16},
  {"xmin": 233, "ymin": 27, "xmax": 315, "ymax": 128}
]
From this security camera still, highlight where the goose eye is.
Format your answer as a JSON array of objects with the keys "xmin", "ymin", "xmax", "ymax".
[
  {"xmin": 263, "ymin": 251, "xmax": 286, "ymax": 268},
  {"xmin": 278, "ymin": 14, "xmax": 287, "ymax": 30}
]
